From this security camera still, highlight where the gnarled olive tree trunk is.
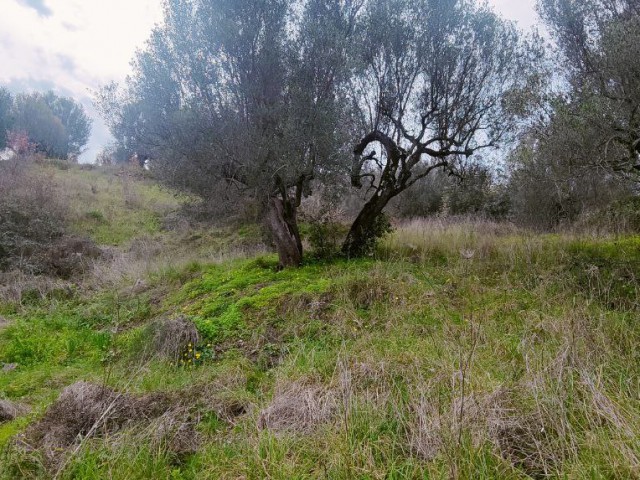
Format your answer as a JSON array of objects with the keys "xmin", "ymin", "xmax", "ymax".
[
  {"xmin": 342, "ymin": 191, "xmax": 393, "ymax": 258},
  {"xmin": 265, "ymin": 196, "xmax": 303, "ymax": 268},
  {"xmin": 341, "ymin": 131, "xmax": 450, "ymax": 258}
]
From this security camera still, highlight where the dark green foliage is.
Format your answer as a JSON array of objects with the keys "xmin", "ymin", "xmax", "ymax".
[
  {"xmin": 393, "ymin": 165, "xmax": 510, "ymax": 219},
  {"xmin": 10, "ymin": 91, "xmax": 91, "ymax": 159},
  {"xmin": 12, "ymin": 93, "xmax": 67, "ymax": 158},
  {"xmin": 306, "ymin": 220, "xmax": 348, "ymax": 259},
  {"xmin": 354, "ymin": 212, "xmax": 393, "ymax": 257},
  {"xmin": 41, "ymin": 92, "xmax": 92, "ymax": 158}
]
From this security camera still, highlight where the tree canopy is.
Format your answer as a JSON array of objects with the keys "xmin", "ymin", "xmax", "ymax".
[
  {"xmin": 341, "ymin": 0, "xmax": 543, "ymax": 255},
  {"xmin": 99, "ymin": 0, "xmax": 544, "ymax": 265},
  {"xmin": 99, "ymin": 0, "xmax": 361, "ymax": 266},
  {"xmin": 538, "ymin": 0, "xmax": 640, "ymax": 179},
  {"xmin": 4, "ymin": 91, "xmax": 92, "ymax": 159}
]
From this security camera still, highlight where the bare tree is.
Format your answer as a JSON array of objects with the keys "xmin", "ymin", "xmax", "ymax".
[{"xmin": 342, "ymin": 0, "xmax": 543, "ymax": 256}]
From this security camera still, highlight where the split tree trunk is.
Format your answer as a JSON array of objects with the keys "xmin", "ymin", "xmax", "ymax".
[{"xmin": 265, "ymin": 196, "xmax": 303, "ymax": 268}]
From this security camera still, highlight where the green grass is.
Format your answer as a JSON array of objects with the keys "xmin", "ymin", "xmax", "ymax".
[
  {"xmin": 1, "ymin": 207, "xmax": 639, "ymax": 478},
  {"xmin": 174, "ymin": 257, "xmax": 333, "ymax": 342},
  {"xmin": 43, "ymin": 163, "xmax": 182, "ymax": 245}
]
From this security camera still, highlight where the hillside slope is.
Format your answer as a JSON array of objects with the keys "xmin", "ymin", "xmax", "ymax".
[{"xmin": 0, "ymin": 165, "xmax": 638, "ymax": 479}]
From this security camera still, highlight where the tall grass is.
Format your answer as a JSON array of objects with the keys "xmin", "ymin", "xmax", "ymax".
[{"xmin": 1, "ymin": 208, "xmax": 639, "ymax": 478}]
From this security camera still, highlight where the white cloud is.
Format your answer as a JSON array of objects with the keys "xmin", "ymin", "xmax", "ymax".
[
  {"xmin": 0, "ymin": 0, "xmax": 538, "ymax": 163},
  {"xmin": 0, "ymin": 0, "xmax": 163, "ymax": 161},
  {"xmin": 491, "ymin": 0, "xmax": 538, "ymax": 30},
  {"xmin": 0, "ymin": 0, "xmax": 163, "ymax": 84}
]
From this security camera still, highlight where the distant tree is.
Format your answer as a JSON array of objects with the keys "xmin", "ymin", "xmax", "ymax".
[
  {"xmin": 11, "ymin": 92, "xmax": 91, "ymax": 159},
  {"xmin": 341, "ymin": 0, "xmax": 543, "ymax": 256},
  {"xmin": 99, "ymin": 0, "xmax": 360, "ymax": 267},
  {"xmin": 507, "ymin": 129, "xmax": 632, "ymax": 230},
  {"xmin": 0, "ymin": 88, "xmax": 13, "ymax": 149},
  {"xmin": 392, "ymin": 164, "xmax": 504, "ymax": 219},
  {"xmin": 42, "ymin": 92, "xmax": 92, "ymax": 157},
  {"xmin": 12, "ymin": 93, "xmax": 68, "ymax": 158},
  {"xmin": 95, "ymin": 86, "xmax": 150, "ymax": 164}
]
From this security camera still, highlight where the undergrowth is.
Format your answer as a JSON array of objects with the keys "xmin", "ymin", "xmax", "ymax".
[{"xmin": 1, "ymin": 210, "xmax": 638, "ymax": 478}]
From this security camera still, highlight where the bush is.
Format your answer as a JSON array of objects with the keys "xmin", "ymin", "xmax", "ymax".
[
  {"xmin": 573, "ymin": 196, "xmax": 640, "ymax": 235},
  {"xmin": 300, "ymin": 191, "xmax": 351, "ymax": 259},
  {"xmin": 358, "ymin": 212, "xmax": 394, "ymax": 257},
  {"xmin": 306, "ymin": 220, "xmax": 348, "ymax": 259},
  {"xmin": 45, "ymin": 236, "xmax": 103, "ymax": 278},
  {"xmin": 0, "ymin": 158, "xmax": 99, "ymax": 277},
  {"xmin": 0, "ymin": 160, "xmax": 65, "ymax": 273}
]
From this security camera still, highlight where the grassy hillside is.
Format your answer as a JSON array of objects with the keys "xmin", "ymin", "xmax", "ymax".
[
  {"xmin": 45, "ymin": 163, "xmax": 181, "ymax": 245},
  {"xmin": 0, "ymin": 165, "xmax": 638, "ymax": 479}
]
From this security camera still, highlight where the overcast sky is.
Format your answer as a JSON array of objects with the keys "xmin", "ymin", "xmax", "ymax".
[{"xmin": 0, "ymin": 0, "xmax": 540, "ymax": 162}]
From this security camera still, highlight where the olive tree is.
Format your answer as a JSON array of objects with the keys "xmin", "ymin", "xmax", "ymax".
[
  {"xmin": 538, "ymin": 0, "xmax": 640, "ymax": 178},
  {"xmin": 12, "ymin": 93, "xmax": 67, "ymax": 158},
  {"xmin": 99, "ymin": 0, "xmax": 360, "ymax": 267},
  {"xmin": 342, "ymin": 0, "xmax": 543, "ymax": 256}
]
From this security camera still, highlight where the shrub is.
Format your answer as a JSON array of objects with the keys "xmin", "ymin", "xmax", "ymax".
[
  {"xmin": 359, "ymin": 212, "xmax": 394, "ymax": 257},
  {"xmin": 573, "ymin": 196, "xmax": 640, "ymax": 235},
  {"xmin": 301, "ymin": 197, "xmax": 349, "ymax": 259},
  {"xmin": 0, "ymin": 161, "xmax": 66, "ymax": 274},
  {"xmin": 0, "ymin": 159, "xmax": 100, "ymax": 277},
  {"xmin": 306, "ymin": 220, "xmax": 348, "ymax": 259}
]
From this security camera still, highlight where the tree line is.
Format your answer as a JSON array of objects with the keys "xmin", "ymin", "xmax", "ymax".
[
  {"xmin": 97, "ymin": 0, "xmax": 639, "ymax": 267},
  {"xmin": 0, "ymin": 89, "xmax": 91, "ymax": 160}
]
